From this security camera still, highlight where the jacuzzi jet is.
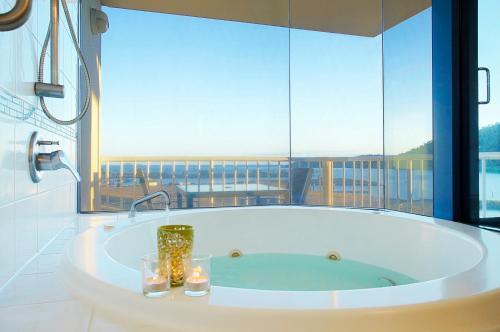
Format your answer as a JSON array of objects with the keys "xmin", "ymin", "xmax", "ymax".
[
  {"xmin": 326, "ymin": 251, "xmax": 341, "ymax": 261},
  {"xmin": 229, "ymin": 249, "xmax": 243, "ymax": 258}
]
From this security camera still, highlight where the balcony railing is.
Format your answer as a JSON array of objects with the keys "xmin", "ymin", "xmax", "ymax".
[
  {"xmin": 90, "ymin": 152, "xmax": 500, "ymax": 217},
  {"xmin": 480, "ymin": 152, "xmax": 500, "ymax": 218},
  {"xmin": 93, "ymin": 154, "xmax": 437, "ymax": 215}
]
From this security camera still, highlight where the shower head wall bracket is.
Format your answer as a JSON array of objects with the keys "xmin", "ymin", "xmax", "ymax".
[
  {"xmin": 35, "ymin": 0, "xmax": 92, "ymax": 126},
  {"xmin": 35, "ymin": 0, "xmax": 65, "ymax": 100},
  {"xmin": 35, "ymin": 82, "xmax": 65, "ymax": 98}
]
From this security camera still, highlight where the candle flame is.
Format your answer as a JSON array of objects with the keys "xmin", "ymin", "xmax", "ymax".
[{"xmin": 192, "ymin": 266, "xmax": 202, "ymax": 278}]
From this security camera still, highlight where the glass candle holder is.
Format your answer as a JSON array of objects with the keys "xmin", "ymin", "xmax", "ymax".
[
  {"xmin": 184, "ymin": 254, "xmax": 211, "ymax": 297},
  {"xmin": 157, "ymin": 225, "xmax": 193, "ymax": 287},
  {"xmin": 141, "ymin": 253, "xmax": 170, "ymax": 298}
]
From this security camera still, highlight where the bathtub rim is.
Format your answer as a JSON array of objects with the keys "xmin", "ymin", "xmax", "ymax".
[{"xmin": 63, "ymin": 206, "xmax": 500, "ymax": 312}]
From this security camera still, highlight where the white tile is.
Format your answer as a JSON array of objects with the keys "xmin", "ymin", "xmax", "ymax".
[
  {"xmin": 56, "ymin": 226, "xmax": 77, "ymax": 240},
  {"xmin": 0, "ymin": 205, "xmax": 15, "ymax": 287},
  {"xmin": 68, "ymin": 181, "xmax": 77, "ymax": 214},
  {"xmin": 19, "ymin": 0, "xmax": 37, "ymax": 36},
  {"xmin": 0, "ymin": 271, "xmax": 71, "ymax": 307},
  {"xmin": 23, "ymin": 253, "xmax": 62, "ymax": 275},
  {"xmin": 60, "ymin": 0, "xmax": 79, "ymax": 34},
  {"xmin": 63, "ymin": 84, "xmax": 77, "ymax": 123},
  {"xmin": 14, "ymin": 197, "xmax": 38, "ymax": 270},
  {"xmin": 20, "ymin": 257, "xmax": 39, "ymax": 275},
  {"xmin": 37, "ymin": 190, "xmax": 61, "ymax": 247},
  {"xmin": 0, "ymin": 113, "xmax": 15, "ymax": 205},
  {"xmin": 55, "ymin": 185, "xmax": 77, "ymax": 226},
  {"xmin": 37, "ymin": 253, "xmax": 62, "ymax": 273},
  {"xmin": 39, "ymin": 78, "xmax": 66, "ymax": 120},
  {"xmin": 36, "ymin": 0, "xmax": 51, "ymax": 47},
  {"xmin": 15, "ymin": 26, "xmax": 38, "ymax": 107},
  {"xmin": 41, "ymin": 238, "xmax": 68, "ymax": 255},
  {"xmin": 13, "ymin": 121, "xmax": 38, "ymax": 200},
  {"xmin": 62, "ymin": 26, "xmax": 78, "ymax": 88},
  {"xmin": 67, "ymin": 136, "xmax": 77, "ymax": 165},
  {"xmin": 37, "ymin": 187, "xmax": 75, "ymax": 247},
  {"xmin": 0, "ymin": 300, "xmax": 91, "ymax": 332}
]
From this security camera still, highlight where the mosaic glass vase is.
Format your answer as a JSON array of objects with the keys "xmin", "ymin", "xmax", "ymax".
[{"xmin": 157, "ymin": 225, "xmax": 194, "ymax": 287}]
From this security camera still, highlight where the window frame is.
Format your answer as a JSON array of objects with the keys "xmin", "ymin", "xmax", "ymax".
[{"xmin": 433, "ymin": 0, "xmax": 500, "ymax": 229}]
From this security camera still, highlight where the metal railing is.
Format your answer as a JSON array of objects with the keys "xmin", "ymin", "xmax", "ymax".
[
  {"xmin": 95, "ymin": 156, "xmax": 289, "ymax": 210},
  {"xmin": 93, "ymin": 154, "xmax": 435, "ymax": 215}
]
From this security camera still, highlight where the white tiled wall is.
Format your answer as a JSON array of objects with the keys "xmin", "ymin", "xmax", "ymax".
[{"xmin": 0, "ymin": 0, "xmax": 79, "ymax": 289}]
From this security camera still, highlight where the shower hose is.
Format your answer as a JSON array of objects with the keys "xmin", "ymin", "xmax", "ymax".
[{"xmin": 37, "ymin": 0, "xmax": 91, "ymax": 126}]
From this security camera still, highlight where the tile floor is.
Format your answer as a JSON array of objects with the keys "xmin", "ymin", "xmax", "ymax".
[{"xmin": 0, "ymin": 214, "xmax": 139, "ymax": 332}]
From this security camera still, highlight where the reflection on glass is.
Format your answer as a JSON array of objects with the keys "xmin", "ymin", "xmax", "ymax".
[
  {"xmin": 93, "ymin": 3, "xmax": 434, "ymax": 216},
  {"xmin": 290, "ymin": 1, "xmax": 383, "ymax": 208},
  {"xmin": 383, "ymin": 4, "xmax": 433, "ymax": 216},
  {"xmin": 98, "ymin": 7, "xmax": 290, "ymax": 211},
  {"xmin": 478, "ymin": 0, "xmax": 500, "ymax": 217}
]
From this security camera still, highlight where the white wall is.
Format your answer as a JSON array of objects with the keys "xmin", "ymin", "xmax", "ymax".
[{"xmin": 0, "ymin": 0, "xmax": 79, "ymax": 288}]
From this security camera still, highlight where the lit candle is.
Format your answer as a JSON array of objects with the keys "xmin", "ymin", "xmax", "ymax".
[
  {"xmin": 144, "ymin": 275, "xmax": 168, "ymax": 293},
  {"xmin": 185, "ymin": 266, "xmax": 210, "ymax": 293},
  {"xmin": 142, "ymin": 253, "xmax": 170, "ymax": 298}
]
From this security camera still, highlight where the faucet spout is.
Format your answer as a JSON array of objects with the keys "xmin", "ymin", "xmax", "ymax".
[
  {"xmin": 36, "ymin": 150, "xmax": 81, "ymax": 182},
  {"xmin": 129, "ymin": 190, "xmax": 171, "ymax": 218}
]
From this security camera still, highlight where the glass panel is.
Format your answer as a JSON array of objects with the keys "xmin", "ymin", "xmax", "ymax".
[
  {"xmin": 98, "ymin": 6, "xmax": 290, "ymax": 211},
  {"xmin": 478, "ymin": 0, "xmax": 500, "ymax": 218},
  {"xmin": 89, "ymin": 2, "xmax": 434, "ymax": 215},
  {"xmin": 383, "ymin": 3, "xmax": 433, "ymax": 216},
  {"xmin": 290, "ymin": 0, "xmax": 384, "ymax": 207}
]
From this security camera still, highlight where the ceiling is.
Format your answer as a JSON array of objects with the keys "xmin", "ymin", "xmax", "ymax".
[{"xmin": 101, "ymin": 0, "xmax": 431, "ymax": 37}]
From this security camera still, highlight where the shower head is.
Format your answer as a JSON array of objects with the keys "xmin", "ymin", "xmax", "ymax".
[{"xmin": 90, "ymin": 8, "xmax": 108, "ymax": 35}]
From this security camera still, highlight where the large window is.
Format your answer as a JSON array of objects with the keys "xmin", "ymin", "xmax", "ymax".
[
  {"xmin": 383, "ymin": 6, "xmax": 433, "ymax": 215},
  {"xmin": 99, "ymin": 8, "xmax": 290, "ymax": 210},
  {"xmin": 478, "ymin": 0, "xmax": 500, "ymax": 218},
  {"xmin": 290, "ymin": 4, "xmax": 383, "ymax": 208},
  {"xmin": 87, "ymin": 2, "xmax": 433, "ymax": 215}
]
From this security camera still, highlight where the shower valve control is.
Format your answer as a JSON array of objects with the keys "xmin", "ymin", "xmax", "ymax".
[{"xmin": 28, "ymin": 131, "xmax": 81, "ymax": 183}]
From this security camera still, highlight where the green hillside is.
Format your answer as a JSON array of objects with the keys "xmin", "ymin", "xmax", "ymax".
[
  {"xmin": 399, "ymin": 122, "xmax": 500, "ymax": 156},
  {"xmin": 479, "ymin": 123, "xmax": 500, "ymax": 152},
  {"xmin": 400, "ymin": 141, "xmax": 433, "ymax": 156}
]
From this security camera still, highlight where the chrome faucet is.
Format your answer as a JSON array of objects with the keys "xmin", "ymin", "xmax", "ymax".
[
  {"xmin": 129, "ymin": 190, "xmax": 171, "ymax": 218},
  {"xmin": 35, "ymin": 150, "xmax": 81, "ymax": 181},
  {"xmin": 28, "ymin": 131, "xmax": 81, "ymax": 183}
]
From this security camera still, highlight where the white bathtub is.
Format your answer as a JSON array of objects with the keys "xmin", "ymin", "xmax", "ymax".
[{"xmin": 63, "ymin": 207, "xmax": 500, "ymax": 331}]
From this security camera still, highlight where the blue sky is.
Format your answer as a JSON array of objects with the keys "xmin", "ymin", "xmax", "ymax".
[{"xmin": 100, "ymin": 6, "xmax": 434, "ymax": 157}]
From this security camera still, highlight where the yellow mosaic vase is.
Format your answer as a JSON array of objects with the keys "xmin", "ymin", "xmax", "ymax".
[{"xmin": 157, "ymin": 225, "xmax": 193, "ymax": 287}]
